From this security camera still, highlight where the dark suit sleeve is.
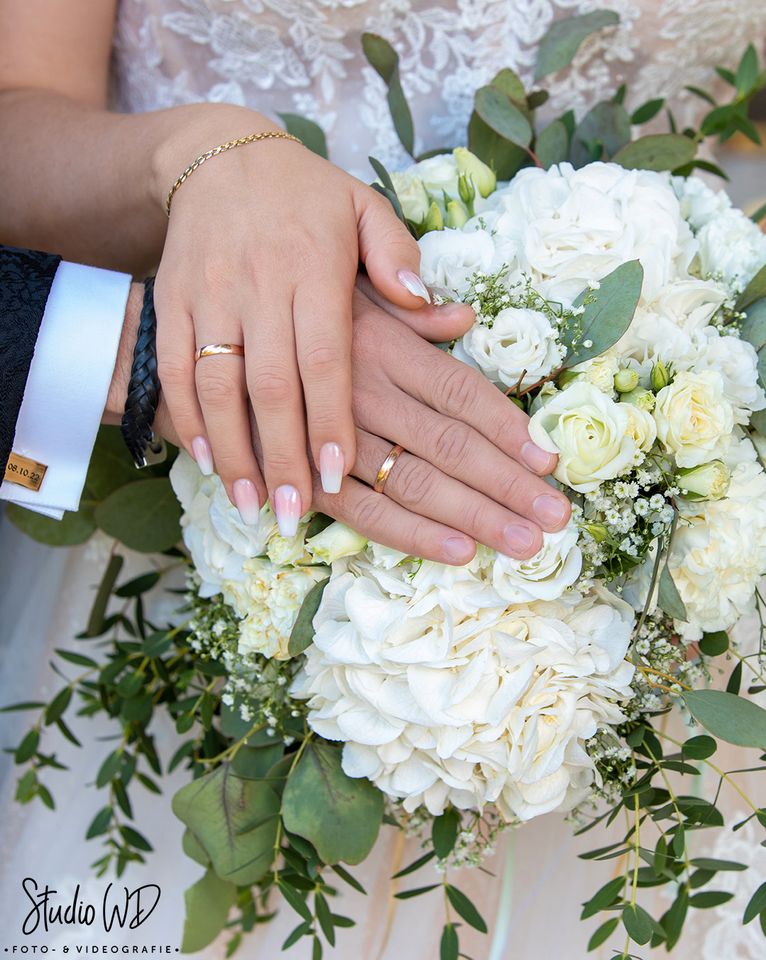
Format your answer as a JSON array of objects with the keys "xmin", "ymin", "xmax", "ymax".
[{"xmin": 0, "ymin": 245, "xmax": 62, "ymax": 475}]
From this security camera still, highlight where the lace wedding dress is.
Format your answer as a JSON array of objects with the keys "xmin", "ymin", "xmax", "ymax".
[{"xmin": 1, "ymin": 2, "xmax": 766, "ymax": 958}]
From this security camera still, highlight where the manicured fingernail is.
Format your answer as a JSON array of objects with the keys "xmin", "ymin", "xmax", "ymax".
[
  {"xmin": 534, "ymin": 494, "xmax": 569, "ymax": 529},
  {"xmin": 233, "ymin": 479, "xmax": 260, "ymax": 525},
  {"xmin": 503, "ymin": 523, "xmax": 537, "ymax": 556},
  {"xmin": 522, "ymin": 440, "xmax": 556, "ymax": 473},
  {"xmin": 191, "ymin": 436, "xmax": 213, "ymax": 475},
  {"xmin": 397, "ymin": 269, "xmax": 431, "ymax": 304},
  {"xmin": 442, "ymin": 536, "xmax": 474, "ymax": 564},
  {"xmin": 319, "ymin": 442, "xmax": 344, "ymax": 494},
  {"xmin": 274, "ymin": 484, "xmax": 301, "ymax": 538}
]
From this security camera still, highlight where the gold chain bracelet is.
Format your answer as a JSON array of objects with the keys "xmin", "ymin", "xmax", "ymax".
[{"xmin": 165, "ymin": 130, "xmax": 302, "ymax": 216}]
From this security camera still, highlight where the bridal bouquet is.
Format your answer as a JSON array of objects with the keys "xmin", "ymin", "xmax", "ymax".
[{"xmin": 7, "ymin": 13, "xmax": 766, "ymax": 960}]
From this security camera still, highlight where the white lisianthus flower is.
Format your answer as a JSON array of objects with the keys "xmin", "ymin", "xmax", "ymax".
[
  {"xmin": 418, "ymin": 227, "xmax": 496, "ymax": 298},
  {"xmin": 696, "ymin": 207, "xmax": 766, "ymax": 294},
  {"xmin": 569, "ymin": 350, "xmax": 621, "ymax": 395},
  {"xmin": 654, "ymin": 370, "xmax": 735, "ymax": 467},
  {"xmin": 410, "ymin": 154, "xmax": 460, "ymax": 200},
  {"xmin": 170, "ymin": 452, "xmax": 277, "ymax": 596},
  {"xmin": 669, "ymin": 458, "xmax": 766, "ymax": 634},
  {"xmin": 492, "ymin": 522, "xmax": 582, "ymax": 603},
  {"xmin": 528, "ymin": 381, "xmax": 637, "ymax": 492},
  {"xmin": 307, "ymin": 522, "xmax": 368, "ymax": 564},
  {"xmin": 693, "ymin": 328, "xmax": 766, "ymax": 423},
  {"xmin": 292, "ymin": 553, "xmax": 634, "ymax": 821},
  {"xmin": 456, "ymin": 307, "xmax": 565, "ymax": 389},
  {"xmin": 389, "ymin": 172, "xmax": 430, "ymax": 223}
]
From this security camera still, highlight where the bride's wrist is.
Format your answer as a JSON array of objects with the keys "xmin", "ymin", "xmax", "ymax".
[{"xmin": 149, "ymin": 103, "xmax": 282, "ymax": 212}]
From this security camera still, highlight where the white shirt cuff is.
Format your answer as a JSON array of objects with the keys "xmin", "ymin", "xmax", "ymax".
[{"xmin": 1, "ymin": 261, "xmax": 131, "ymax": 518}]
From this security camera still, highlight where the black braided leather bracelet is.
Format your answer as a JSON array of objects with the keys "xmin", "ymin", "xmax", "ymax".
[{"xmin": 120, "ymin": 276, "xmax": 165, "ymax": 468}]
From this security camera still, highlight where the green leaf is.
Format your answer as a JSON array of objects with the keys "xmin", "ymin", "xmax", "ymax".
[
  {"xmin": 741, "ymin": 299, "xmax": 766, "ymax": 355},
  {"xmin": 315, "ymin": 892, "xmax": 335, "ymax": 946},
  {"xmin": 682, "ymin": 735, "xmax": 717, "ymax": 760},
  {"xmin": 6, "ymin": 503, "xmax": 95, "ymax": 547},
  {"xmin": 489, "ymin": 67, "xmax": 527, "ymax": 104},
  {"xmin": 0, "ymin": 701, "xmax": 45, "ymax": 714},
  {"xmin": 15, "ymin": 729, "xmax": 39, "ymax": 764},
  {"xmin": 278, "ymin": 880, "xmax": 312, "ymax": 921},
  {"xmin": 570, "ymin": 101, "xmax": 631, "ymax": 166},
  {"xmin": 120, "ymin": 825, "xmax": 153, "ymax": 852},
  {"xmin": 744, "ymin": 881, "xmax": 766, "ymax": 924},
  {"xmin": 282, "ymin": 921, "xmax": 313, "ymax": 950},
  {"xmin": 95, "ymin": 478, "xmax": 181, "ymax": 553},
  {"xmin": 392, "ymin": 850, "xmax": 437, "ymax": 879},
  {"xmin": 281, "ymin": 741, "xmax": 383, "ymax": 865},
  {"xmin": 689, "ymin": 891, "xmax": 734, "ymax": 908},
  {"xmin": 630, "ymin": 98, "xmax": 665, "ymax": 125},
  {"xmin": 394, "ymin": 884, "xmax": 441, "ymax": 900},
  {"xmin": 432, "ymin": 807, "xmax": 460, "ymax": 859},
  {"xmin": 232, "ymin": 744, "xmax": 285, "ymax": 781},
  {"xmin": 181, "ymin": 869, "xmax": 236, "ymax": 953},
  {"xmin": 114, "ymin": 572, "xmax": 160, "ymax": 598},
  {"xmin": 85, "ymin": 426, "xmax": 140, "ymax": 501},
  {"xmin": 581, "ymin": 876, "xmax": 625, "ymax": 919},
  {"xmin": 182, "ymin": 829, "xmax": 210, "ymax": 867},
  {"xmin": 172, "ymin": 763, "xmax": 280, "ymax": 885},
  {"xmin": 45, "ymin": 687, "xmax": 72, "ymax": 725},
  {"xmin": 56, "ymin": 649, "xmax": 99, "ymax": 668},
  {"xmin": 588, "ymin": 917, "xmax": 619, "ymax": 951},
  {"xmin": 445, "ymin": 885, "xmax": 488, "ymax": 933},
  {"xmin": 561, "ymin": 260, "xmax": 644, "ymax": 367},
  {"xmin": 535, "ymin": 120, "xmax": 569, "ymax": 168},
  {"xmin": 658, "ymin": 564, "xmax": 688, "ymax": 622},
  {"xmin": 727, "ymin": 660, "xmax": 744, "ymax": 695},
  {"xmin": 361, "ymin": 33, "xmax": 414, "ymax": 156},
  {"xmin": 86, "ymin": 554, "xmax": 125, "ymax": 637},
  {"xmin": 474, "ymin": 85, "xmax": 532, "ymax": 147},
  {"xmin": 277, "ymin": 113, "xmax": 328, "ymax": 159},
  {"xmin": 612, "ymin": 133, "xmax": 696, "ymax": 172},
  {"xmin": 750, "ymin": 200, "xmax": 766, "ymax": 226},
  {"xmin": 95, "ymin": 750, "xmax": 123, "ymax": 788},
  {"xmin": 440, "ymin": 923, "xmax": 459, "ymax": 960},
  {"xmin": 736, "ymin": 44, "xmax": 759, "ymax": 96},
  {"xmin": 661, "ymin": 889, "xmax": 688, "ymax": 950},
  {"xmin": 535, "ymin": 10, "xmax": 620, "ymax": 80},
  {"xmin": 683, "ymin": 689, "xmax": 766, "ymax": 749},
  {"xmin": 737, "ymin": 265, "xmax": 766, "ymax": 313},
  {"xmin": 331, "ymin": 864, "xmax": 367, "ymax": 894},
  {"xmin": 690, "ymin": 858, "xmax": 747, "ymax": 872},
  {"xmin": 288, "ymin": 577, "xmax": 330, "ymax": 656},
  {"xmin": 699, "ymin": 631, "xmax": 729, "ymax": 656},
  {"xmin": 622, "ymin": 903, "xmax": 653, "ymax": 945}
]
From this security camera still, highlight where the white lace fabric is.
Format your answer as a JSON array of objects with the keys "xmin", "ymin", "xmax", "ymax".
[{"xmin": 111, "ymin": 0, "xmax": 766, "ymax": 179}]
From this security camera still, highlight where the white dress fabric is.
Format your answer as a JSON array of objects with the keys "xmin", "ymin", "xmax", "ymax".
[{"xmin": 2, "ymin": 2, "xmax": 766, "ymax": 958}]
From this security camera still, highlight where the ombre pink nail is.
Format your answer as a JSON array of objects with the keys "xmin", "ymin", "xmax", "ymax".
[
  {"xmin": 397, "ymin": 269, "xmax": 431, "ymax": 304},
  {"xmin": 233, "ymin": 479, "xmax": 260, "ymax": 525},
  {"xmin": 191, "ymin": 436, "xmax": 213, "ymax": 476},
  {"xmin": 274, "ymin": 484, "xmax": 301, "ymax": 537},
  {"xmin": 319, "ymin": 442, "xmax": 344, "ymax": 494}
]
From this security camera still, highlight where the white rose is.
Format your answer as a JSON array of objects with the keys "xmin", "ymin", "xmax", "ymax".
[
  {"xmin": 669, "ymin": 459, "xmax": 766, "ymax": 633},
  {"xmin": 492, "ymin": 522, "xmax": 582, "ymax": 603},
  {"xmin": 389, "ymin": 172, "xmax": 430, "ymax": 223},
  {"xmin": 528, "ymin": 381, "xmax": 637, "ymax": 492},
  {"xmin": 654, "ymin": 370, "xmax": 734, "ymax": 467},
  {"xmin": 418, "ymin": 227, "xmax": 496, "ymax": 299},
  {"xmin": 455, "ymin": 307, "xmax": 565, "ymax": 389},
  {"xmin": 622, "ymin": 401, "xmax": 657, "ymax": 454},
  {"xmin": 693, "ymin": 327, "xmax": 766, "ymax": 423},
  {"xmin": 696, "ymin": 207, "xmax": 766, "ymax": 294},
  {"xmin": 307, "ymin": 521, "xmax": 368, "ymax": 564}
]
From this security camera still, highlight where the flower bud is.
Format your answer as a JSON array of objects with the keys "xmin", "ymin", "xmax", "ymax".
[
  {"xmin": 620, "ymin": 387, "xmax": 656, "ymax": 412},
  {"xmin": 306, "ymin": 521, "xmax": 368, "ymax": 564},
  {"xmin": 446, "ymin": 199, "xmax": 469, "ymax": 228},
  {"xmin": 423, "ymin": 200, "xmax": 444, "ymax": 232},
  {"xmin": 584, "ymin": 522, "xmax": 609, "ymax": 543},
  {"xmin": 614, "ymin": 368, "xmax": 639, "ymax": 394},
  {"xmin": 650, "ymin": 361, "xmax": 671, "ymax": 392},
  {"xmin": 454, "ymin": 147, "xmax": 497, "ymax": 198},
  {"xmin": 457, "ymin": 171, "xmax": 476, "ymax": 210},
  {"xmin": 676, "ymin": 460, "xmax": 730, "ymax": 501}
]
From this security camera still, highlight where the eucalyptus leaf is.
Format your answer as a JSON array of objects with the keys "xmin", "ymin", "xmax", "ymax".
[
  {"xmin": 474, "ymin": 85, "xmax": 532, "ymax": 147},
  {"xmin": 85, "ymin": 426, "xmax": 141, "ymax": 501},
  {"xmin": 535, "ymin": 120, "xmax": 569, "ymax": 168},
  {"xmin": 95, "ymin": 478, "xmax": 181, "ymax": 553},
  {"xmin": 744, "ymin": 880, "xmax": 766, "ymax": 924},
  {"xmin": 488, "ymin": 68, "xmax": 528, "ymax": 108},
  {"xmin": 699, "ymin": 631, "xmax": 729, "ymax": 656},
  {"xmin": 622, "ymin": 903, "xmax": 653, "ymax": 945},
  {"xmin": 560, "ymin": 260, "xmax": 644, "ymax": 367},
  {"xmin": 181, "ymin": 869, "xmax": 236, "ymax": 953},
  {"xmin": 535, "ymin": 10, "xmax": 620, "ymax": 80},
  {"xmin": 683, "ymin": 690, "xmax": 766, "ymax": 749},
  {"xmin": 7, "ymin": 503, "xmax": 95, "ymax": 547},
  {"xmin": 612, "ymin": 134, "xmax": 696, "ymax": 172},
  {"xmin": 570, "ymin": 101, "xmax": 630, "ymax": 167},
  {"xmin": 658, "ymin": 564, "xmax": 688, "ymax": 622},
  {"xmin": 737, "ymin": 265, "xmax": 766, "ymax": 312},
  {"xmin": 630, "ymin": 98, "xmax": 665, "ymax": 124},
  {"xmin": 740, "ymin": 298, "xmax": 766, "ymax": 353},
  {"xmin": 361, "ymin": 33, "xmax": 414, "ymax": 156},
  {"xmin": 172, "ymin": 763, "xmax": 280, "ymax": 884},
  {"xmin": 182, "ymin": 829, "xmax": 210, "ymax": 867},
  {"xmin": 277, "ymin": 113, "xmax": 328, "ymax": 158},
  {"xmin": 288, "ymin": 577, "xmax": 330, "ymax": 656},
  {"xmin": 467, "ymin": 112, "xmax": 528, "ymax": 180},
  {"xmin": 281, "ymin": 741, "xmax": 384, "ymax": 865}
]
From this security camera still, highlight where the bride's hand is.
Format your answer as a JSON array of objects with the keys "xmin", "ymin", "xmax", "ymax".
[
  {"xmin": 152, "ymin": 109, "xmax": 432, "ymax": 537},
  {"xmin": 306, "ymin": 286, "xmax": 572, "ymax": 564}
]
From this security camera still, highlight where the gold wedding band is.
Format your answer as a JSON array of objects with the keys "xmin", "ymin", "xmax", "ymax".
[
  {"xmin": 195, "ymin": 343, "xmax": 245, "ymax": 362},
  {"xmin": 373, "ymin": 444, "xmax": 406, "ymax": 494}
]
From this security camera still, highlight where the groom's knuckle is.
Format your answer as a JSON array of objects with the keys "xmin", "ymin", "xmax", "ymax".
[
  {"xmin": 433, "ymin": 421, "xmax": 472, "ymax": 469},
  {"xmin": 496, "ymin": 470, "xmax": 521, "ymax": 504}
]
